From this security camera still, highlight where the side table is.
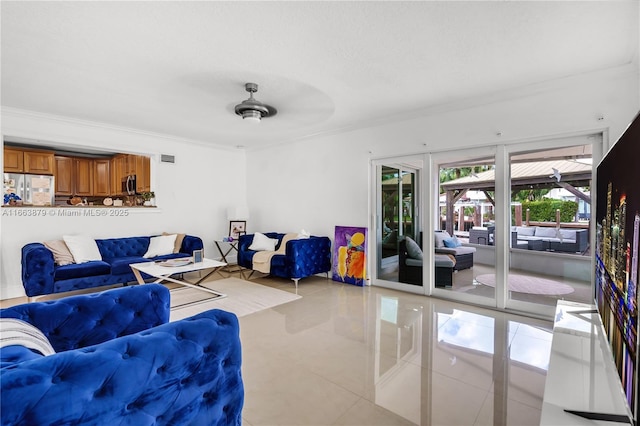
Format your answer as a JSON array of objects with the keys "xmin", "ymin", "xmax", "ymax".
[{"xmin": 214, "ymin": 240, "xmax": 244, "ymax": 275}]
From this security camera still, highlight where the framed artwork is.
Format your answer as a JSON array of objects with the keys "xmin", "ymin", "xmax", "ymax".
[
  {"xmin": 229, "ymin": 221, "xmax": 247, "ymax": 240},
  {"xmin": 332, "ymin": 226, "xmax": 367, "ymax": 286},
  {"xmin": 192, "ymin": 249, "xmax": 203, "ymax": 263}
]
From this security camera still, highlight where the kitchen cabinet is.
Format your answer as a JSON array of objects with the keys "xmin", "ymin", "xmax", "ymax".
[
  {"xmin": 4, "ymin": 147, "xmax": 54, "ymax": 174},
  {"xmin": 93, "ymin": 159, "xmax": 110, "ymax": 196},
  {"xmin": 55, "ymin": 156, "xmax": 109, "ymax": 197},
  {"xmin": 134, "ymin": 155, "xmax": 151, "ymax": 193},
  {"xmin": 4, "ymin": 147, "xmax": 25, "ymax": 173},
  {"xmin": 24, "ymin": 150, "xmax": 55, "ymax": 175},
  {"xmin": 74, "ymin": 158, "xmax": 94, "ymax": 196},
  {"xmin": 54, "ymin": 156, "xmax": 75, "ymax": 195}
]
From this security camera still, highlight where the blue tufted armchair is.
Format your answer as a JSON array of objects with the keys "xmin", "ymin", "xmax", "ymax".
[
  {"xmin": 237, "ymin": 232, "xmax": 332, "ymax": 288},
  {"xmin": 0, "ymin": 284, "xmax": 244, "ymax": 426}
]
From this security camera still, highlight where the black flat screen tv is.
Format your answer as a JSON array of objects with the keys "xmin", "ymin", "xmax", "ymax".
[{"xmin": 595, "ymin": 111, "xmax": 640, "ymax": 425}]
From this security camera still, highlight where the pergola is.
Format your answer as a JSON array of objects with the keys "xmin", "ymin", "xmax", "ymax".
[{"xmin": 439, "ymin": 159, "xmax": 592, "ymax": 236}]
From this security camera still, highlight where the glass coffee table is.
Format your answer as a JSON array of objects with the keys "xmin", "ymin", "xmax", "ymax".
[{"xmin": 129, "ymin": 258, "xmax": 227, "ymax": 298}]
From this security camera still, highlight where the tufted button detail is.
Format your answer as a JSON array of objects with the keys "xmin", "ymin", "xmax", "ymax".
[
  {"xmin": 52, "ymin": 376, "xmax": 62, "ymax": 384},
  {"xmin": 122, "ymin": 353, "xmax": 130, "ymax": 359}
]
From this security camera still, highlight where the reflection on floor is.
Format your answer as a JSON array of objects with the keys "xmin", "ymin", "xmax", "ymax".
[
  {"xmin": 1, "ymin": 273, "xmax": 554, "ymax": 425},
  {"xmin": 240, "ymin": 274, "xmax": 552, "ymax": 425},
  {"xmin": 382, "ymin": 262, "xmax": 592, "ymax": 307}
]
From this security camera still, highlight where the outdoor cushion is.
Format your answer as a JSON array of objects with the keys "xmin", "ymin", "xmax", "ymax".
[
  {"xmin": 534, "ymin": 227, "xmax": 558, "ymax": 238},
  {"xmin": 559, "ymin": 229, "xmax": 577, "ymax": 241},
  {"xmin": 516, "ymin": 226, "xmax": 535, "ymax": 236},
  {"xmin": 405, "ymin": 237, "xmax": 423, "ymax": 259},
  {"xmin": 434, "ymin": 231, "xmax": 451, "ymax": 248}
]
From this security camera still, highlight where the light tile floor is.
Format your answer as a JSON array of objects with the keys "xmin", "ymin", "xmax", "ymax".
[
  {"xmin": 0, "ymin": 272, "xmax": 554, "ymax": 425},
  {"xmin": 239, "ymin": 274, "xmax": 553, "ymax": 426}
]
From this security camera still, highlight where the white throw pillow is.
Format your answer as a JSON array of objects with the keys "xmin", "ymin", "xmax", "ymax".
[
  {"xmin": 63, "ymin": 235, "xmax": 102, "ymax": 263},
  {"xmin": 144, "ymin": 234, "xmax": 177, "ymax": 258},
  {"xmin": 0, "ymin": 318, "xmax": 56, "ymax": 356},
  {"xmin": 249, "ymin": 232, "xmax": 278, "ymax": 251},
  {"xmin": 434, "ymin": 231, "xmax": 451, "ymax": 248}
]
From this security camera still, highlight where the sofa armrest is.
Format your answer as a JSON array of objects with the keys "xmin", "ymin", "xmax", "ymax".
[
  {"xmin": 0, "ymin": 284, "xmax": 170, "ymax": 352},
  {"xmin": 284, "ymin": 236, "xmax": 332, "ymax": 278},
  {"xmin": 0, "ymin": 308, "xmax": 244, "ymax": 426},
  {"xmin": 575, "ymin": 229, "xmax": 588, "ymax": 252},
  {"xmin": 180, "ymin": 235, "xmax": 204, "ymax": 255},
  {"xmin": 21, "ymin": 243, "xmax": 56, "ymax": 297}
]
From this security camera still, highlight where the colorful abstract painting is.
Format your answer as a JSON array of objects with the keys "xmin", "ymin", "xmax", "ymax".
[{"xmin": 332, "ymin": 226, "xmax": 367, "ymax": 286}]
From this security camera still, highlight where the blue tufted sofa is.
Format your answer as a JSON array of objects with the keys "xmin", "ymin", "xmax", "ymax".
[
  {"xmin": 0, "ymin": 284, "xmax": 244, "ymax": 425},
  {"xmin": 21, "ymin": 235, "xmax": 203, "ymax": 297},
  {"xmin": 238, "ymin": 232, "xmax": 332, "ymax": 288}
]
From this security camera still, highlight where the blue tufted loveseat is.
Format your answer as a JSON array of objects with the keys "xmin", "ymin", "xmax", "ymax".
[
  {"xmin": 21, "ymin": 234, "xmax": 203, "ymax": 297},
  {"xmin": 238, "ymin": 232, "xmax": 332, "ymax": 288},
  {"xmin": 0, "ymin": 283, "xmax": 244, "ymax": 426}
]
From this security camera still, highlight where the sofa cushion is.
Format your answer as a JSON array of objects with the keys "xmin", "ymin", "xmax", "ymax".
[
  {"xmin": 63, "ymin": 235, "xmax": 102, "ymax": 263},
  {"xmin": 434, "ymin": 231, "xmax": 451, "ymax": 248},
  {"xmin": 436, "ymin": 246, "xmax": 476, "ymax": 255},
  {"xmin": 405, "ymin": 258, "xmax": 423, "ymax": 267},
  {"xmin": 405, "ymin": 237, "xmax": 423, "ymax": 260},
  {"xmin": 43, "ymin": 240, "xmax": 75, "ymax": 266},
  {"xmin": 443, "ymin": 236, "xmax": 462, "ymax": 248},
  {"xmin": 534, "ymin": 227, "xmax": 558, "ymax": 238},
  {"xmin": 249, "ymin": 232, "xmax": 278, "ymax": 251},
  {"xmin": 144, "ymin": 234, "xmax": 177, "ymax": 258},
  {"xmin": 96, "ymin": 236, "xmax": 151, "ymax": 259},
  {"xmin": 54, "ymin": 261, "xmax": 111, "ymax": 280},
  {"xmin": 559, "ymin": 229, "xmax": 577, "ymax": 241},
  {"xmin": 163, "ymin": 232, "xmax": 186, "ymax": 253},
  {"xmin": 516, "ymin": 226, "xmax": 535, "ymax": 236},
  {"xmin": 435, "ymin": 254, "xmax": 455, "ymax": 268},
  {"xmin": 107, "ymin": 256, "xmax": 150, "ymax": 275}
]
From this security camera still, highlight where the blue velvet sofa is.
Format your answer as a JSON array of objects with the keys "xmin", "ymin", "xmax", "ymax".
[
  {"xmin": 21, "ymin": 235, "xmax": 203, "ymax": 297},
  {"xmin": 0, "ymin": 284, "xmax": 244, "ymax": 426},
  {"xmin": 237, "ymin": 232, "xmax": 331, "ymax": 287}
]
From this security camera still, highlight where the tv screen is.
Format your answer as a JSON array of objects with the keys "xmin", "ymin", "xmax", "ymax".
[{"xmin": 595, "ymin": 111, "xmax": 640, "ymax": 423}]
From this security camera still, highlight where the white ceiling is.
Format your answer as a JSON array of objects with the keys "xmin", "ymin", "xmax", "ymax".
[{"xmin": 1, "ymin": 1, "xmax": 638, "ymax": 150}]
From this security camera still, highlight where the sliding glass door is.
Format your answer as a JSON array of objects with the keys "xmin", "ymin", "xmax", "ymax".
[
  {"xmin": 431, "ymin": 147, "xmax": 498, "ymax": 308},
  {"xmin": 374, "ymin": 159, "xmax": 421, "ymax": 292},
  {"xmin": 371, "ymin": 133, "xmax": 602, "ymax": 317}
]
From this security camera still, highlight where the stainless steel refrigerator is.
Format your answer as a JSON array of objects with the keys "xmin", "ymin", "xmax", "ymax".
[{"xmin": 3, "ymin": 173, "xmax": 55, "ymax": 206}]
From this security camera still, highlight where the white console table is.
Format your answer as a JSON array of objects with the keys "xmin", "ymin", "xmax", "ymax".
[{"xmin": 540, "ymin": 300, "xmax": 633, "ymax": 425}]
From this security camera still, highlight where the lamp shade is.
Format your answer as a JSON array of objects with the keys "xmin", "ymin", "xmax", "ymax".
[{"xmin": 227, "ymin": 205, "xmax": 249, "ymax": 220}]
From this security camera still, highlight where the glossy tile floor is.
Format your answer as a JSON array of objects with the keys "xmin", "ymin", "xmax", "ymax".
[
  {"xmin": 0, "ymin": 273, "xmax": 554, "ymax": 425},
  {"xmin": 239, "ymin": 274, "xmax": 553, "ymax": 426}
]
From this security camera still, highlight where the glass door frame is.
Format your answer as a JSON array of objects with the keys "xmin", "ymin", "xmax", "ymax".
[
  {"xmin": 371, "ymin": 156, "xmax": 424, "ymax": 295},
  {"xmin": 429, "ymin": 146, "xmax": 500, "ymax": 309},
  {"xmin": 502, "ymin": 133, "xmax": 604, "ymax": 316}
]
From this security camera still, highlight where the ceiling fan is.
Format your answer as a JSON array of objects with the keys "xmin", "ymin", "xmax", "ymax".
[{"xmin": 234, "ymin": 83, "xmax": 277, "ymax": 123}]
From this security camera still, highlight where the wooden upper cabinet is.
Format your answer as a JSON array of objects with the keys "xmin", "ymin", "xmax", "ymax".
[
  {"xmin": 24, "ymin": 150, "xmax": 55, "ymax": 175},
  {"xmin": 4, "ymin": 147, "xmax": 54, "ymax": 174},
  {"xmin": 4, "ymin": 147, "xmax": 25, "ymax": 173},
  {"xmin": 74, "ymin": 158, "xmax": 94, "ymax": 196},
  {"xmin": 135, "ymin": 155, "xmax": 151, "ymax": 193},
  {"xmin": 54, "ymin": 156, "xmax": 75, "ymax": 196},
  {"xmin": 93, "ymin": 159, "xmax": 110, "ymax": 196}
]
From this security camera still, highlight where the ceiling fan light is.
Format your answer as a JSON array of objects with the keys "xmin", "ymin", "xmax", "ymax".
[
  {"xmin": 234, "ymin": 83, "xmax": 277, "ymax": 122},
  {"xmin": 242, "ymin": 109, "xmax": 262, "ymax": 123}
]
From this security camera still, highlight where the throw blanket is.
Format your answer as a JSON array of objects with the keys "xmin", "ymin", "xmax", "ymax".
[{"xmin": 252, "ymin": 233, "xmax": 299, "ymax": 274}]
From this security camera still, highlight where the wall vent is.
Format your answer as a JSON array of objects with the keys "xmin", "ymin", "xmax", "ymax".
[{"xmin": 160, "ymin": 154, "xmax": 175, "ymax": 163}]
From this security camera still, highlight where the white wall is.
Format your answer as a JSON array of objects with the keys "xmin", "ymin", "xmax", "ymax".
[
  {"xmin": 1, "ymin": 109, "xmax": 247, "ymax": 299},
  {"xmin": 246, "ymin": 66, "xmax": 639, "ymax": 261}
]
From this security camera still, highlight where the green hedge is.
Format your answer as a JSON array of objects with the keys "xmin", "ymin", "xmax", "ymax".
[{"xmin": 512, "ymin": 200, "xmax": 578, "ymax": 223}]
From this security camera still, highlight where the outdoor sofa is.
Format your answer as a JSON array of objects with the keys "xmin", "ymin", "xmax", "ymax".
[{"xmin": 511, "ymin": 225, "xmax": 588, "ymax": 253}]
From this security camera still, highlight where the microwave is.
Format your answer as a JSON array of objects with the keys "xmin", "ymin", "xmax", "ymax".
[{"xmin": 122, "ymin": 175, "xmax": 137, "ymax": 195}]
